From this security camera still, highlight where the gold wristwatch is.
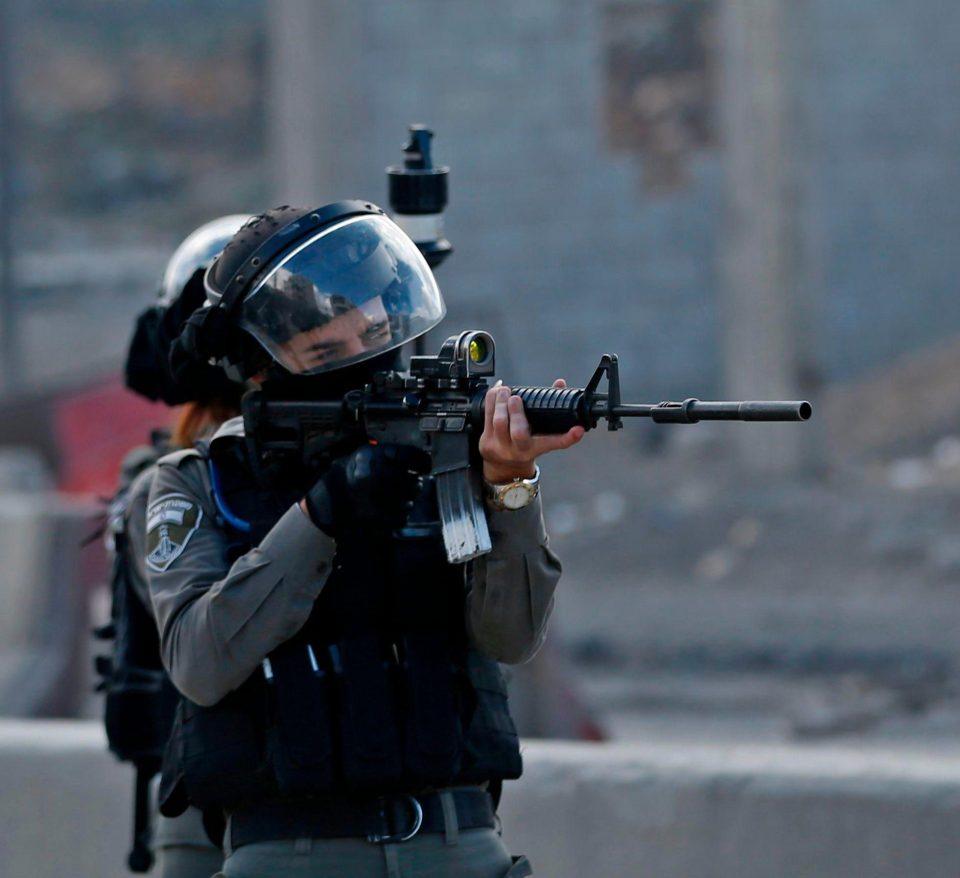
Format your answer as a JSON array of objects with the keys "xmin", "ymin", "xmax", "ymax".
[{"xmin": 483, "ymin": 466, "xmax": 541, "ymax": 511}]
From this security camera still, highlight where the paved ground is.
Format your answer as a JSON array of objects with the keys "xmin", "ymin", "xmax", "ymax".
[
  {"xmin": 541, "ymin": 420, "xmax": 960, "ymax": 661},
  {"xmin": 526, "ymin": 419, "xmax": 960, "ymax": 750}
]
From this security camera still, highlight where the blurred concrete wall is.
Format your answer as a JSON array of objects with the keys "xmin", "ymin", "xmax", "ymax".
[
  {"xmin": 268, "ymin": 0, "xmax": 722, "ymax": 398},
  {"xmin": 0, "ymin": 459, "xmax": 100, "ymax": 717},
  {"xmin": 10, "ymin": 1, "xmax": 960, "ymax": 405},
  {"xmin": 268, "ymin": 0, "xmax": 960, "ymax": 397},
  {"xmin": 4, "ymin": 720, "xmax": 960, "ymax": 878}
]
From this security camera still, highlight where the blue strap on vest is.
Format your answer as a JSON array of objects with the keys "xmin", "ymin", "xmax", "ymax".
[{"xmin": 207, "ymin": 458, "xmax": 252, "ymax": 534}]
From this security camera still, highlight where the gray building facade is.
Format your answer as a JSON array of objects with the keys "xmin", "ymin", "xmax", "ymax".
[{"xmin": 268, "ymin": 0, "xmax": 960, "ymax": 399}]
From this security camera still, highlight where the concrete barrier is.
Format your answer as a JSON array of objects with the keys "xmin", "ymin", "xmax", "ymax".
[
  {"xmin": 0, "ymin": 493, "xmax": 101, "ymax": 717},
  {"xmin": 3, "ymin": 720, "xmax": 960, "ymax": 878},
  {"xmin": 0, "ymin": 721, "xmax": 131, "ymax": 878},
  {"xmin": 499, "ymin": 741, "xmax": 960, "ymax": 878}
]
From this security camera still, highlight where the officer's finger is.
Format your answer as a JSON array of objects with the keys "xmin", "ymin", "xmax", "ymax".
[
  {"xmin": 552, "ymin": 378, "xmax": 568, "ymax": 389},
  {"xmin": 483, "ymin": 382, "xmax": 502, "ymax": 437},
  {"xmin": 507, "ymin": 395, "xmax": 533, "ymax": 454},
  {"xmin": 529, "ymin": 425, "xmax": 585, "ymax": 456},
  {"xmin": 492, "ymin": 386, "xmax": 512, "ymax": 445}
]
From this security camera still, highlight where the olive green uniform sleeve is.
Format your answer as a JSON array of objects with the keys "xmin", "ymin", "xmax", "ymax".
[
  {"xmin": 465, "ymin": 494, "xmax": 561, "ymax": 665},
  {"xmin": 146, "ymin": 455, "xmax": 337, "ymax": 706}
]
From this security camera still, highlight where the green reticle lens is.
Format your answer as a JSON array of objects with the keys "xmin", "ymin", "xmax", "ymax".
[{"xmin": 469, "ymin": 337, "xmax": 488, "ymax": 364}]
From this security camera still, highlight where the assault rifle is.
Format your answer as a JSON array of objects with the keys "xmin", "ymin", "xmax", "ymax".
[{"xmin": 243, "ymin": 331, "xmax": 812, "ymax": 564}]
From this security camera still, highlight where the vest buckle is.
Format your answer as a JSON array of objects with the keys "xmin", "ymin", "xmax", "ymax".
[{"xmin": 367, "ymin": 794, "xmax": 424, "ymax": 844}]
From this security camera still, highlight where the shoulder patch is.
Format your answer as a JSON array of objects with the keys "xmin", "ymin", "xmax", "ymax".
[{"xmin": 145, "ymin": 493, "xmax": 203, "ymax": 573}]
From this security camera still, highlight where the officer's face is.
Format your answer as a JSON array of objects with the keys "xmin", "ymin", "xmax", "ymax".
[{"xmin": 278, "ymin": 296, "xmax": 392, "ymax": 372}]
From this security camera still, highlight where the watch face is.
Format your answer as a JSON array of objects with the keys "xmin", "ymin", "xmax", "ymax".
[{"xmin": 501, "ymin": 483, "xmax": 532, "ymax": 510}]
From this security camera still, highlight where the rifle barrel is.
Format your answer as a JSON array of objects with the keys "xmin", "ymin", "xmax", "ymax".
[
  {"xmin": 511, "ymin": 384, "xmax": 813, "ymax": 432},
  {"xmin": 608, "ymin": 399, "xmax": 812, "ymax": 423}
]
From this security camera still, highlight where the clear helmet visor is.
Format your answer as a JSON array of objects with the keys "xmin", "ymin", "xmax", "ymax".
[{"xmin": 238, "ymin": 214, "xmax": 446, "ymax": 375}]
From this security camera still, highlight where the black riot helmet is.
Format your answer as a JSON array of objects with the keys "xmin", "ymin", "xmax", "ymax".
[{"xmin": 189, "ymin": 201, "xmax": 446, "ymax": 382}]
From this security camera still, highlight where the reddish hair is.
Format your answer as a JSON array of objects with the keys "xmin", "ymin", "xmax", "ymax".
[{"xmin": 172, "ymin": 400, "xmax": 239, "ymax": 449}]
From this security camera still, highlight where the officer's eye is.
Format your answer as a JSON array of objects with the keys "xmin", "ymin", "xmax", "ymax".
[{"xmin": 363, "ymin": 321, "xmax": 390, "ymax": 343}]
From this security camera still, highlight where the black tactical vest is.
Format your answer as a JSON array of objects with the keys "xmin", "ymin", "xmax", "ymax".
[
  {"xmin": 160, "ymin": 437, "xmax": 522, "ymax": 816},
  {"xmin": 96, "ymin": 435, "xmax": 181, "ymax": 769}
]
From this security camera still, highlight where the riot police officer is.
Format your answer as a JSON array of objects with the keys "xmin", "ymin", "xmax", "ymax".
[
  {"xmin": 105, "ymin": 214, "xmax": 250, "ymax": 876},
  {"xmin": 146, "ymin": 202, "xmax": 584, "ymax": 877}
]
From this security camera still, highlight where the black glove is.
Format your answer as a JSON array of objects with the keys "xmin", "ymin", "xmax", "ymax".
[{"xmin": 305, "ymin": 444, "xmax": 431, "ymax": 537}]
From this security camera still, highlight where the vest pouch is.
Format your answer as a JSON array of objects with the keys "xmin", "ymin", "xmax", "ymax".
[
  {"xmin": 334, "ymin": 635, "xmax": 404, "ymax": 789},
  {"xmin": 158, "ymin": 701, "xmax": 189, "ymax": 818},
  {"xmin": 459, "ymin": 651, "xmax": 523, "ymax": 782},
  {"xmin": 265, "ymin": 642, "xmax": 336, "ymax": 795},
  {"xmin": 180, "ymin": 680, "xmax": 273, "ymax": 810},
  {"xmin": 104, "ymin": 667, "xmax": 179, "ymax": 763},
  {"xmin": 400, "ymin": 632, "xmax": 462, "ymax": 785}
]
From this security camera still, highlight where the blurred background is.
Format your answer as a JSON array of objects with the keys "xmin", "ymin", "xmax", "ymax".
[{"xmin": 3, "ymin": 0, "xmax": 960, "ymax": 874}]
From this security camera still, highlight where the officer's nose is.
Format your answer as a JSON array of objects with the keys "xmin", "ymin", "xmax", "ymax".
[{"xmin": 344, "ymin": 333, "xmax": 367, "ymax": 357}]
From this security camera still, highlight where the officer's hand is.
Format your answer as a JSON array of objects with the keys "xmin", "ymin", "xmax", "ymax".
[
  {"xmin": 304, "ymin": 443, "xmax": 431, "ymax": 536},
  {"xmin": 479, "ymin": 379, "xmax": 585, "ymax": 484}
]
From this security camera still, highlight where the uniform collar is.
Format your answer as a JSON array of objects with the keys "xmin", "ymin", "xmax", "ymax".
[{"xmin": 210, "ymin": 415, "xmax": 245, "ymax": 446}]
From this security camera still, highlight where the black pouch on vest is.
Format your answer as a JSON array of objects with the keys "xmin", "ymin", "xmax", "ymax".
[
  {"xmin": 399, "ymin": 632, "xmax": 462, "ymax": 785},
  {"xmin": 458, "ymin": 651, "xmax": 523, "ymax": 782},
  {"xmin": 158, "ymin": 701, "xmax": 189, "ymax": 818},
  {"xmin": 104, "ymin": 667, "xmax": 179, "ymax": 763},
  {"xmin": 266, "ymin": 641, "xmax": 336, "ymax": 795},
  {"xmin": 334, "ymin": 635, "xmax": 404, "ymax": 789},
  {"xmin": 180, "ymin": 679, "xmax": 273, "ymax": 810}
]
